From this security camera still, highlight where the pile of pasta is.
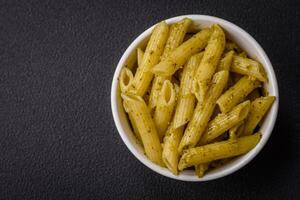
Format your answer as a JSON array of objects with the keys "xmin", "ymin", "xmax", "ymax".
[{"xmin": 119, "ymin": 18, "xmax": 275, "ymax": 177}]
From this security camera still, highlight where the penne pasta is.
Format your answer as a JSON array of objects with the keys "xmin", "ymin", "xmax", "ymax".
[
  {"xmin": 243, "ymin": 96, "xmax": 275, "ymax": 136},
  {"xmin": 120, "ymin": 70, "xmax": 142, "ymax": 141},
  {"xmin": 200, "ymin": 101, "xmax": 250, "ymax": 145},
  {"xmin": 193, "ymin": 24, "xmax": 226, "ymax": 102},
  {"xmin": 149, "ymin": 18, "xmax": 191, "ymax": 109},
  {"xmin": 231, "ymin": 55, "xmax": 267, "ymax": 82},
  {"xmin": 119, "ymin": 67, "xmax": 134, "ymax": 93},
  {"xmin": 178, "ymin": 70, "xmax": 229, "ymax": 154},
  {"xmin": 151, "ymin": 28, "xmax": 211, "ymax": 76},
  {"xmin": 217, "ymin": 76, "xmax": 261, "ymax": 113},
  {"xmin": 123, "ymin": 101, "xmax": 142, "ymax": 142},
  {"xmin": 131, "ymin": 21, "xmax": 169, "ymax": 96},
  {"xmin": 148, "ymin": 76, "xmax": 170, "ymax": 109},
  {"xmin": 162, "ymin": 124, "xmax": 184, "ymax": 175},
  {"xmin": 173, "ymin": 52, "xmax": 204, "ymax": 128},
  {"xmin": 154, "ymin": 80, "xmax": 176, "ymax": 140},
  {"xmin": 173, "ymin": 95, "xmax": 195, "ymax": 127},
  {"xmin": 121, "ymin": 93, "xmax": 163, "ymax": 166},
  {"xmin": 161, "ymin": 18, "xmax": 192, "ymax": 60},
  {"xmin": 178, "ymin": 133, "xmax": 261, "ymax": 170}
]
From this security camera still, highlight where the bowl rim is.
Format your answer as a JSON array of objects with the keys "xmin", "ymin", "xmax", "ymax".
[{"xmin": 111, "ymin": 14, "xmax": 279, "ymax": 182}]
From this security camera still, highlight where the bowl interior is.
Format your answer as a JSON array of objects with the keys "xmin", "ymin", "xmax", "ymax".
[{"xmin": 111, "ymin": 15, "xmax": 279, "ymax": 181}]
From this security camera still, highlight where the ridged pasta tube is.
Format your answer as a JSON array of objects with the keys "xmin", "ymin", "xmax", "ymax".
[
  {"xmin": 217, "ymin": 76, "xmax": 261, "ymax": 113},
  {"xmin": 131, "ymin": 21, "xmax": 169, "ymax": 96},
  {"xmin": 243, "ymin": 96, "xmax": 275, "ymax": 136},
  {"xmin": 162, "ymin": 124, "xmax": 184, "ymax": 175},
  {"xmin": 178, "ymin": 133, "xmax": 261, "ymax": 170},
  {"xmin": 193, "ymin": 24, "xmax": 226, "ymax": 102},
  {"xmin": 231, "ymin": 55, "xmax": 267, "ymax": 82},
  {"xmin": 121, "ymin": 93, "xmax": 163, "ymax": 166},
  {"xmin": 200, "ymin": 101, "xmax": 251, "ymax": 144},
  {"xmin": 154, "ymin": 80, "xmax": 176, "ymax": 140},
  {"xmin": 173, "ymin": 52, "xmax": 204, "ymax": 128}
]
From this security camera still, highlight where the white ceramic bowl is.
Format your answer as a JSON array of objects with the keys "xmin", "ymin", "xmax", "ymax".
[{"xmin": 111, "ymin": 15, "xmax": 279, "ymax": 181}]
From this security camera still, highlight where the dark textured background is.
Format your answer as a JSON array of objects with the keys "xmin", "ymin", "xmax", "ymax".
[{"xmin": 1, "ymin": 0, "xmax": 300, "ymax": 199}]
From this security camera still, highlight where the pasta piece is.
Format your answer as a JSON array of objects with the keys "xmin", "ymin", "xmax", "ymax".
[
  {"xmin": 151, "ymin": 28, "xmax": 211, "ymax": 76},
  {"xmin": 121, "ymin": 93, "xmax": 163, "ymax": 166},
  {"xmin": 173, "ymin": 95, "xmax": 195, "ymax": 127},
  {"xmin": 120, "ymin": 69, "xmax": 141, "ymax": 141},
  {"xmin": 153, "ymin": 80, "xmax": 176, "ymax": 140},
  {"xmin": 243, "ymin": 96, "xmax": 275, "ymax": 136},
  {"xmin": 162, "ymin": 124, "xmax": 184, "ymax": 175},
  {"xmin": 149, "ymin": 18, "xmax": 191, "ymax": 109},
  {"xmin": 178, "ymin": 133, "xmax": 261, "ymax": 170},
  {"xmin": 217, "ymin": 76, "xmax": 261, "ymax": 113},
  {"xmin": 161, "ymin": 18, "xmax": 192, "ymax": 60},
  {"xmin": 137, "ymin": 48, "xmax": 144, "ymax": 68},
  {"xmin": 217, "ymin": 50, "xmax": 235, "ymax": 71},
  {"xmin": 131, "ymin": 21, "xmax": 169, "ymax": 96},
  {"xmin": 173, "ymin": 52, "xmax": 204, "ymax": 128},
  {"xmin": 119, "ymin": 67, "xmax": 134, "ymax": 93},
  {"xmin": 195, "ymin": 163, "xmax": 209, "ymax": 178},
  {"xmin": 231, "ymin": 55, "xmax": 267, "ymax": 82},
  {"xmin": 123, "ymin": 101, "xmax": 142, "ymax": 142},
  {"xmin": 178, "ymin": 70, "xmax": 229, "ymax": 154},
  {"xmin": 148, "ymin": 76, "xmax": 169, "ymax": 109},
  {"xmin": 200, "ymin": 101, "xmax": 250, "ymax": 145},
  {"xmin": 193, "ymin": 24, "xmax": 226, "ymax": 103}
]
